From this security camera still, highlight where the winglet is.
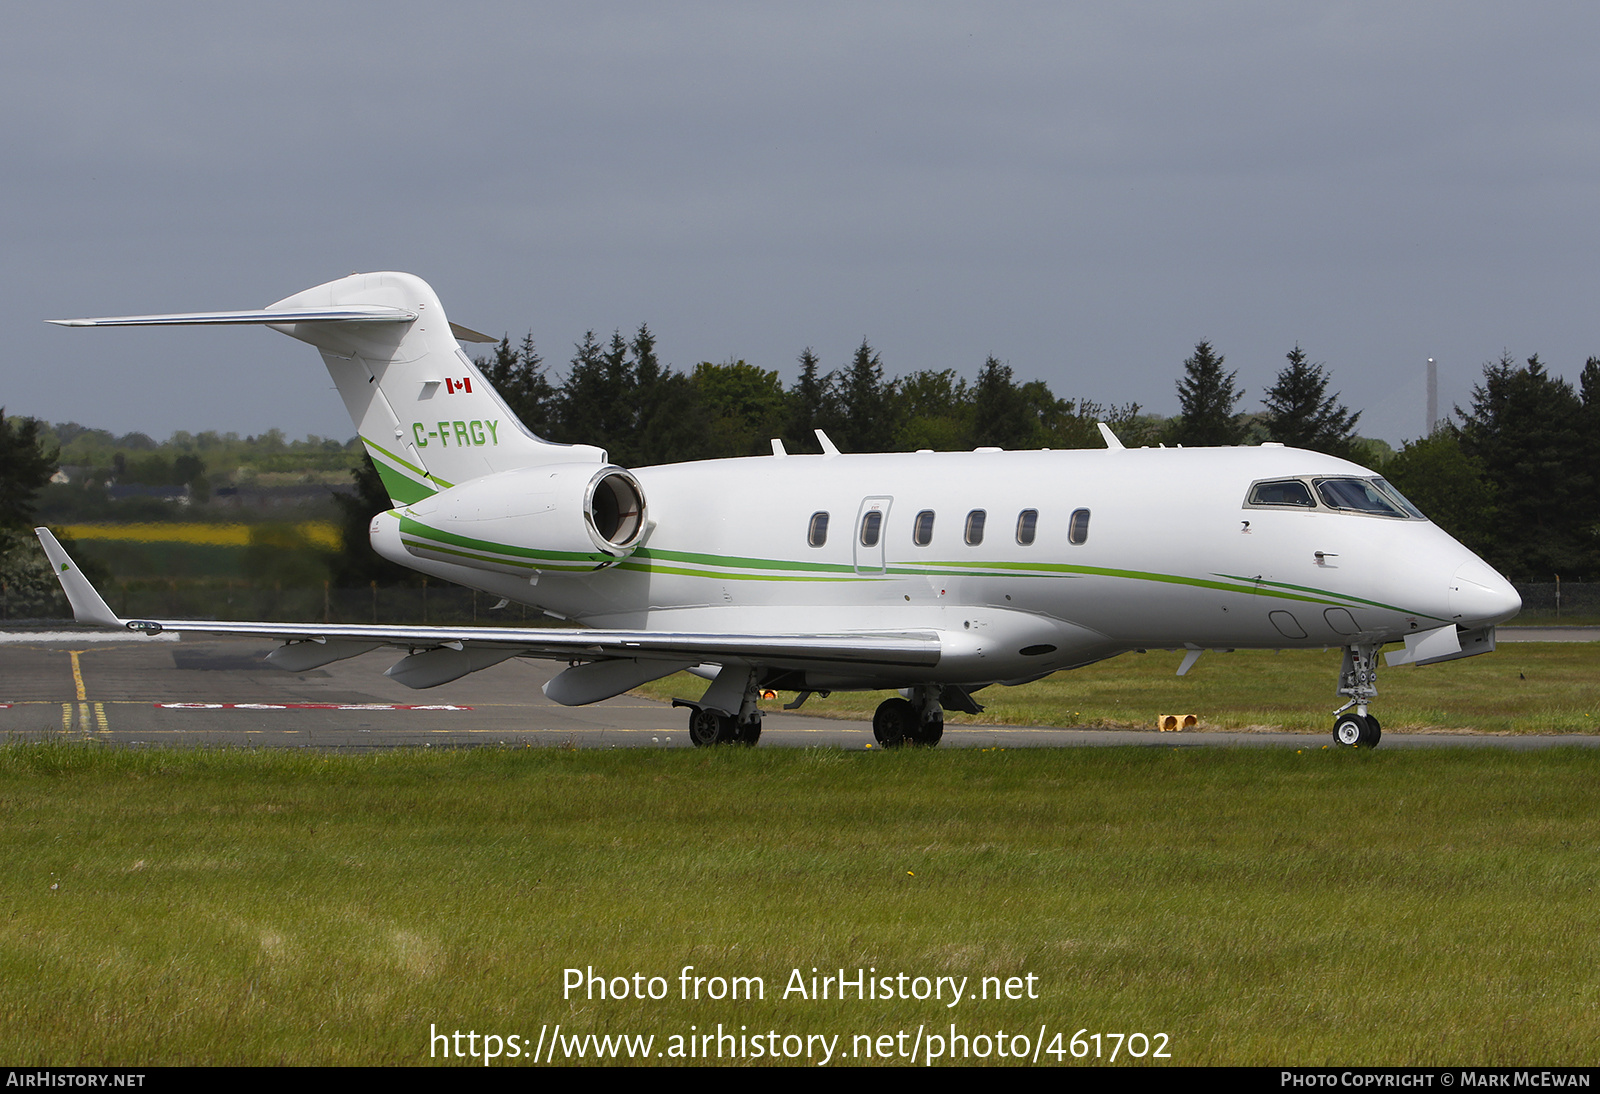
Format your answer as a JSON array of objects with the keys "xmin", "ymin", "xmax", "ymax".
[
  {"xmin": 33, "ymin": 528, "xmax": 123, "ymax": 628},
  {"xmin": 1097, "ymin": 422, "xmax": 1125, "ymax": 450}
]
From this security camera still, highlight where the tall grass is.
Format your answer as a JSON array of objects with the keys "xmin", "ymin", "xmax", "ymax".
[{"xmin": 3, "ymin": 743, "xmax": 1599, "ymax": 1065}]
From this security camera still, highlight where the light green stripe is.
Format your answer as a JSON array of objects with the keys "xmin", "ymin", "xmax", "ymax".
[
  {"xmin": 638, "ymin": 547, "xmax": 856, "ymax": 575},
  {"xmin": 398, "ymin": 516, "xmax": 602, "ymax": 564},
  {"xmin": 615, "ymin": 560, "xmax": 856, "ymax": 582},
  {"xmin": 361, "ymin": 436, "xmax": 455, "ymax": 490},
  {"xmin": 400, "ymin": 537, "xmax": 601, "ymax": 573}
]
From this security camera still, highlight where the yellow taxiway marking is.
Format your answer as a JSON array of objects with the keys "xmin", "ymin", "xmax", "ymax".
[
  {"xmin": 57, "ymin": 702, "xmax": 107, "ymax": 734},
  {"xmin": 57, "ymin": 652, "xmax": 108, "ymax": 733},
  {"xmin": 70, "ymin": 651, "xmax": 87, "ymax": 700}
]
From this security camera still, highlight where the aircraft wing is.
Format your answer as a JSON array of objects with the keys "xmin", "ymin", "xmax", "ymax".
[{"xmin": 34, "ymin": 528, "xmax": 940, "ymax": 700}]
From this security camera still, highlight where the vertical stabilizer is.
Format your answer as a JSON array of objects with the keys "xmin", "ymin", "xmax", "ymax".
[{"xmin": 265, "ymin": 273, "xmax": 605, "ymax": 504}]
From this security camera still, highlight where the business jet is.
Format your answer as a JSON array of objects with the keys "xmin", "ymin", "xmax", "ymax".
[{"xmin": 41, "ymin": 271, "xmax": 1521, "ymax": 749}]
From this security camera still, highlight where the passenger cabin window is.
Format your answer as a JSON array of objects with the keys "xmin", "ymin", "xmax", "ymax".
[
  {"xmin": 1068, "ymin": 508, "xmax": 1090, "ymax": 545},
  {"xmin": 965, "ymin": 509, "xmax": 986, "ymax": 546},
  {"xmin": 1016, "ymin": 509, "xmax": 1037, "ymax": 546},
  {"xmin": 860, "ymin": 510, "xmax": 882, "ymax": 547},
  {"xmin": 1247, "ymin": 480, "xmax": 1315, "ymax": 508},
  {"xmin": 913, "ymin": 510, "xmax": 935, "ymax": 546},
  {"xmin": 807, "ymin": 511, "xmax": 829, "ymax": 547}
]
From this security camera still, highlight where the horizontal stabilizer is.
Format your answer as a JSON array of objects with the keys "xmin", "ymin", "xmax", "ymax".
[{"xmin": 47, "ymin": 305, "xmax": 416, "ymax": 328}]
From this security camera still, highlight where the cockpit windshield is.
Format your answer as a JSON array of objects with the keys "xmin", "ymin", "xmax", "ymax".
[
  {"xmin": 1314, "ymin": 478, "xmax": 1410, "ymax": 517},
  {"xmin": 1244, "ymin": 476, "xmax": 1428, "ymax": 521}
]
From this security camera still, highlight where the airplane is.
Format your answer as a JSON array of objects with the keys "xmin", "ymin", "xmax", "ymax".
[{"xmin": 40, "ymin": 271, "xmax": 1522, "ymax": 749}]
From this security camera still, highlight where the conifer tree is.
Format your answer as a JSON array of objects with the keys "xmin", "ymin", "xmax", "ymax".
[
  {"xmin": 1457, "ymin": 353, "xmax": 1588, "ymax": 577},
  {"xmin": 971, "ymin": 357, "xmax": 1034, "ymax": 449},
  {"xmin": 785, "ymin": 348, "xmax": 837, "ymax": 453},
  {"xmin": 834, "ymin": 340, "xmax": 894, "ymax": 453},
  {"xmin": 1170, "ymin": 341, "xmax": 1246, "ymax": 446},
  {"xmin": 1261, "ymin": 345, "xmax": 1360, "ymax": 457}
]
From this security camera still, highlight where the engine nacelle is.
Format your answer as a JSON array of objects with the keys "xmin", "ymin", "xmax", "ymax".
[{"xmin": 382, "ymin": 463, "xmax": 647, "ymax": 575}]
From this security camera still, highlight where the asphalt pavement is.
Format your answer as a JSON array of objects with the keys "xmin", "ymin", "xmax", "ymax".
[{"xmin": 2, "ymin": 629, "xmax": 1596, "ymax": 751}]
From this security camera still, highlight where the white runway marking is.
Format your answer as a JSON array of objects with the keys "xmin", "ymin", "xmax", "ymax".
[
  {"xmin": 154, "ymin": 702, "xmax": 473, "ymax": 711},
  {"xmin": 0, "ymin": 631, "xmax": 180, "ymax": 644}
]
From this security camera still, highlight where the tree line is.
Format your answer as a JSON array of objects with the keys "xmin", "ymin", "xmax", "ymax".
[{"xmin": 5, "ymin": 330, "xmax": 1599, "ymax": 594}]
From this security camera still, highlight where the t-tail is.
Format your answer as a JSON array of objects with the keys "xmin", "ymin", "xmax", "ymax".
[{"xmin": 49, "ymin": 271, "xmax": 606, "ymax": 505}]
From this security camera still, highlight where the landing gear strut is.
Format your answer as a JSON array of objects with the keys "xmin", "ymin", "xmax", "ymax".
[
  {"xmin": 1331, "ymin": 643, "xmax": 1383, "ymax": 748},
  {"xmin": 872, "ymin": 686, "xmax": 944, "ymax": 748}
]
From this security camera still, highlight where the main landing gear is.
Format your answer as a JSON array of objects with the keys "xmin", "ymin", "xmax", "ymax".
[
  {"xmin": 675, "ymin": 666, "xmax": 762, "ymax": 747},
  {"xmin": 1331, "ymin": 643, "xmax": 1382, "ymax": 748},
  {"xmin": 872, "ymin": 685, "xmax": 945, "ymax": 748},
  {"xmin": 686, "ymin": 707, "xmax": 761, "ymax": 747}
]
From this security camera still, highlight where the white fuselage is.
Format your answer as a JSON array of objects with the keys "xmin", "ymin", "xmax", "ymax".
[{"xmin": 372, "ymin": 443, "xmax": 1519, "ymax": 692}]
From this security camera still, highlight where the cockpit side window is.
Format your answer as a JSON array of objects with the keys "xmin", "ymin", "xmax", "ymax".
[{"xmin": 1246, "ymin": 480, "xmax": 1315, "ymax": 508}]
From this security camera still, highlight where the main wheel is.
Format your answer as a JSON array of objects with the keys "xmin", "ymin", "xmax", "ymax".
[
  {"xmin": 689, "ymin": 708, "xmax": 734, "ymax": 747},
  {"xmin": 1332, "ymin": 712, "xmax": 1380, "ymax": 748},
  {"xmin": 910, "ymin": 711, "xmax": 944, "ymax": 746},
  {"xmin": 872, "ymin": 697, "xmax": 917, "ymax": 747}
]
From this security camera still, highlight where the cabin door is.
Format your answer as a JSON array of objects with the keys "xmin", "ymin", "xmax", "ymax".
[{"xmin": 853, "ymin": 496, "xmax": 892, "ymax": 574}]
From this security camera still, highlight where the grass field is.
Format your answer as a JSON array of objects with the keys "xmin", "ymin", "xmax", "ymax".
[
  {"xmin": 639, "ymin": 643, "xmax": 1600, "ymax": 735},
  {"xmin": 4, "ymin": 742, "xmax": 1600, "ymax": 1066}
]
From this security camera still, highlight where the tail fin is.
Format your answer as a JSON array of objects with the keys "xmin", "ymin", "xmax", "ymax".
[{"xmin": 50, "ymin": 272, "xmax": 605, "ymax": 505}]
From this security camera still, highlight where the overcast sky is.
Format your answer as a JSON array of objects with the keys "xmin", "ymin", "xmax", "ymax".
[{"xmin": 5, "ymin": 2, "xmax": 1598, "ymax": 450}]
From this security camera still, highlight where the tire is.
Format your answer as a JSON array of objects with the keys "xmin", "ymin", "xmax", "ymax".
[
  {"xmin": 911, "ymin": 712, "xmax": 944, "ymax": 747},
  {"xmin": 1332, "ymin": 712, "xmax": 1379, "ymax": 748},
  {"xmin": 872, "ymin": 697, "xmax": 916, "ymax": 747},
  {"xmin": 736, "ymin": 715, "xmax": 762, "ymax": 746},
  {"xmin": 689, "ymin": 708, "xmax": 732, "ymax": 747}
]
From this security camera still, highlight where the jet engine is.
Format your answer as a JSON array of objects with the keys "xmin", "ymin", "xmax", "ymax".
[{"xmin": 382, "ymin": 463, "xmax": 647, "ymax": 575}]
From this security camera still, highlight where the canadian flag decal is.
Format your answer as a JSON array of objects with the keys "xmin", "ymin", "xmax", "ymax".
[{"xmin": 445, "ymin": 377, "xmax": 473, "ymax": 394}]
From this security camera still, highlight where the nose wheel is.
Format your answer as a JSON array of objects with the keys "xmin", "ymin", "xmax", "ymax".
[
  {"xmin": 1332, "ymin": 711, "xmax": 1381, "ymax": 748},
  {"xmin": 1332, "ymin": 643, "xmax": 1383, "ymax": 748}
]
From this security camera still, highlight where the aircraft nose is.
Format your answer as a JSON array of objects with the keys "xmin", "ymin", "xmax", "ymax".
[{"xmin": 1450, "ymin": 558, "xmax": 1521, "ymax": 625}]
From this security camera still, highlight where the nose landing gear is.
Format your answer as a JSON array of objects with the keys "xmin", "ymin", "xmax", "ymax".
[{"xmin": 1332, "ymin": 643, "xmax": 1382, "ymax": 748}]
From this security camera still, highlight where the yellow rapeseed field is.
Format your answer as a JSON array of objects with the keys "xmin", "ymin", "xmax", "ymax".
[{"xmin": 60, "ymin": 521, "xmax": 342, "ymax": 550}]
